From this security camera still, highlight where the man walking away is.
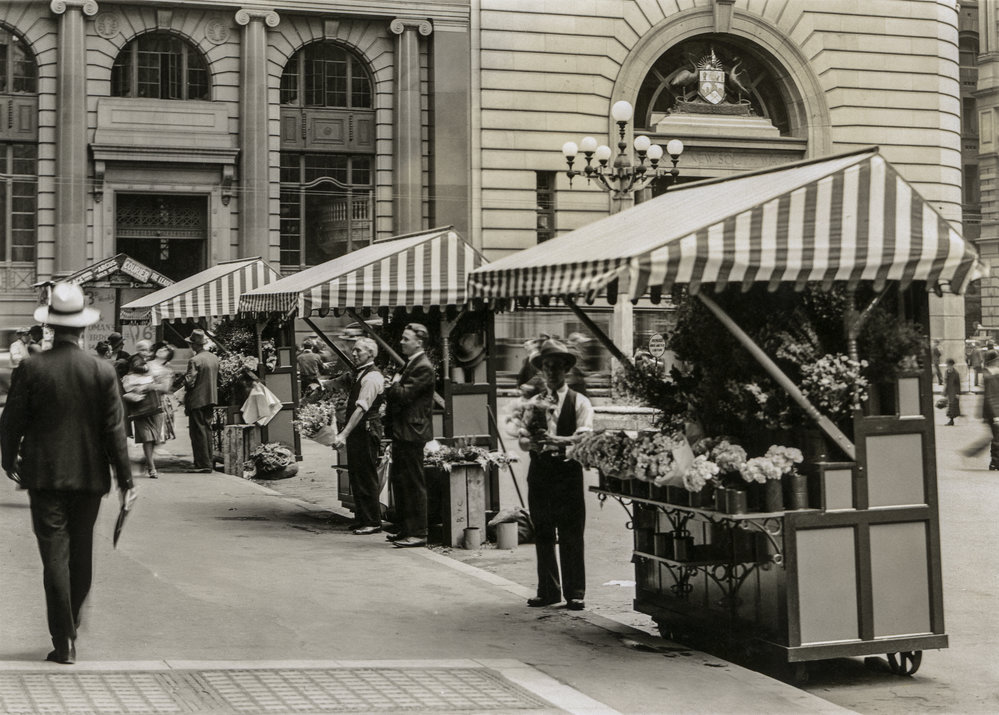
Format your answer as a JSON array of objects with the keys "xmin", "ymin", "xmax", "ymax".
[
  {"xmin": 527, "ymin": 338, "xmax": 594, "ymax": 611},
  {"xmin": 1, "ymin": 282, "xmax": 135, "ymax": 664},
  {"xmin": 332, "ymin": 337, "xmax": 385, "ymax": 534},
  {"xmin": 183, "ymin": 329, "xmax": 220, "ymax": 473},
  {"xmin": 384, "ymin": 323, "xmax": 436, "ymax": 548}
]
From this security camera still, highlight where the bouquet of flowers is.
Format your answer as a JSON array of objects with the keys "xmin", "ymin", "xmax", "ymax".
[
  {"xmin": 709, "ymin": 440, "xmax": 748, "ymax": 474},
  {"xmin": 634, "ymin": 431, "xmax": 694, "ymax": 486},
  {"xmin": 244, "ymin": 442, "xmax": 295, "ymax": 476},
  {"xmin": 682, "ymin": 454, "xmax": 720, "ymax": 492},
  {"xmin": 423, "ymin": 440, "xmax": 518, "ymax": 473},
  {"xmin": 739, "ymin": 444, "xmax": 803, "ymax": 483},
  {"xmin": 504, "ymin": 391, "xmax": 557, "ymax": 451},
  {"xmin": 800, "ymin": 353, "xmax": 869, "ymax": 421},
  {"xmin": 567, "ymin": 430, "xmax": 636, "ymax": 478},
  {"xmin": 293, "ymin": 400, "xmax": 338, "ymax": 446}
]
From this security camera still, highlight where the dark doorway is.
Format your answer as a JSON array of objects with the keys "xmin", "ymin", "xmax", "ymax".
[{"xmin": 115, "ymin": 193, "xmax": 207, "ymax": 280}]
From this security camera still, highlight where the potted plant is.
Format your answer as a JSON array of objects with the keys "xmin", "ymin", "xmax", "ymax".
[{"xmin": 244, "ymin": 442, "xmax": 298, "ymax": 480}]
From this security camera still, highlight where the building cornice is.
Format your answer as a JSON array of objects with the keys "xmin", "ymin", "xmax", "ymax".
[{"xmin": 95, "ymin": 0, "xmax": 469, "ymax": 24}]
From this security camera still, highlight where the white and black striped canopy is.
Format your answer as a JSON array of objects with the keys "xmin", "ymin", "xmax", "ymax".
[
  {"xmin": 239, "ymin": 227, "xmax": 487, "ymax": 315},
  {"xmin": 468, "ymin": 149, "xmax": 988, "ymax": 301},
  {"xmin": 120, "ymin": 257, "xmax": 282, "ymax": 325}
]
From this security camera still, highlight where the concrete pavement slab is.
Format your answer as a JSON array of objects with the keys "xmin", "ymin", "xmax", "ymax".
[{"xmin": 0, "ymin": 456, "xmax": 847, "ymax": 714}]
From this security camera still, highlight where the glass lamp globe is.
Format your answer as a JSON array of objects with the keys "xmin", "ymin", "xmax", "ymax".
[
  {"xmin": 594, "ymin": 145, "xmax": 612, "ymax": 162},
  {"xmin": 666, "ymin": 139, "xmax": 684, "ymax": 157},
  {"xmin": 633, "ymin": 135, "xmax": 651, "ymax": 152},
  {"xmin": 646, "ymin": 144, "xmax": 664, "ymax": 161},
  {"xmin": 562, "ymin": 141, "xmax": 578, "ymax": 159},
  {"xmin": 579, "ymin": 136, "xmax": 598, "ymax": 154},
  {"xmin": 611, "ymin": 100, "xmax": 633, "ymax": 123}
]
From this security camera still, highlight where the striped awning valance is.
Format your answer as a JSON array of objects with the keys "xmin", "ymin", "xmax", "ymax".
[
  {"xmin": 468, "ymin": 149, "xmax": 989, "ymax": 302},
  {"xmin": 238, "ymin": 228, "xmax": 488, "ymax": 315},
  {"xmin": 120, "ymin": 258, "xmax": 283, "ymax": 325}
]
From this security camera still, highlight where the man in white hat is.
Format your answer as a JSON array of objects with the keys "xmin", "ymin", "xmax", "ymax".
[
  {"xmin": 183, "ymin": 328, "xmax": 219, "ymax": 473},
  {"xmin": 1, "ymin": 282, "xmax": 135, "ymax": 664}
]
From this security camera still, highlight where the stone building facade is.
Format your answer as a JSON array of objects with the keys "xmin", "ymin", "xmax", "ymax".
[{"xmin": 0, "ymin": 0, "xmax": 971, "ymax": 357}]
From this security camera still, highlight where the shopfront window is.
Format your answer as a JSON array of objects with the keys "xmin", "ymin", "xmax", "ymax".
[{"xmin": 111, "ymin": 32, "xmax": 209, "ymax": 100}]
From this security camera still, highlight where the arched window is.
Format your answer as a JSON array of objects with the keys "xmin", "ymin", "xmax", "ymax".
[
  {"xmin": 280, "ymin": 42, "xmax": 372, "ymax": 108},
  {"xmin": 111, "ymin": 32, "xmax": 209, "ymax": 100},
  {"xmin": 0, "ymin": 27, "xmax": 37, "ymax": 281},
  {"xmin": 279, "ymin": 42, "xmax": 375, "ymax": 269}
]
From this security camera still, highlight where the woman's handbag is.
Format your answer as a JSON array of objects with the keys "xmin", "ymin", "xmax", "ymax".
[{"xmin": 127, "ymin": 389, "xmax": 162, "ymax": 420}]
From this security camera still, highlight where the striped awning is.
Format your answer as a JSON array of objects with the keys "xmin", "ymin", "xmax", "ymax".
[
  {"xmin": 468, "ymin": 148, "xmax": 989, "ymax": 302},
  {"xmin": 120, "ymin": 257, "xmax": 283, "ymax": 325},
  {"xmin": 238, "ymin": 227, "xmax": 488, "ymax": 315}
]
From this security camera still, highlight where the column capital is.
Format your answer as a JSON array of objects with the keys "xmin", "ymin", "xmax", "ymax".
[
  {"xmin": 390, "ymin": 18, "xmax": 432, "ymax": 37},
  {"xmin": 50, "ymin": 0, "xmax": 99, "ymax": 16},
  {"xmin": 235, "ymin": 8, "xmax": 280, "ymax": 28}
]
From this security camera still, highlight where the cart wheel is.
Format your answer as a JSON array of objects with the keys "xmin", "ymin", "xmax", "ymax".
[{"xmin": 887, "ymin": 650, "xmax": 922, "ymax": 676}]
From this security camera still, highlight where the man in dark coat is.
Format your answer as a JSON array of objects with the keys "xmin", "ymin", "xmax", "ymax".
[
  {"xmin": 183, "ymin": 329, "xmax": 220, "ymax": 472},
  {"xmin": 1, "ymin": 282, "xmax": 135, "ymax": 665},
  {"xmin": 527, "ymin": 338, "xmax": 594, "ymax": 611},
  {"xmin": 384, "ymin": 323, "xmax": 436, "ymax": 548}
]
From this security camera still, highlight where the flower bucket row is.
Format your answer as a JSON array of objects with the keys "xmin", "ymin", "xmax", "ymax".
[{"xmin": 582, "ymin": 431, "xmax": 811, "ymax": 514}]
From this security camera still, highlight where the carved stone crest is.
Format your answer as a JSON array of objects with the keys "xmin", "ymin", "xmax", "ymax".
[
  {"xmin": 205, "ymin": 16, "xmax": 230, "ymax": 45},
  {"xmin": 94, "ymin": 12, "xmax": 120, "ymax": 39}
]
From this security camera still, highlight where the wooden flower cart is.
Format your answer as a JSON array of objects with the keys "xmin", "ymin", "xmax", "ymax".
[
  {"xmin": 238, "ymin": 227, "xmax": 502, "ymax": 535},
  {"xmin": 468, "ymin": 148, "xmax": 987, "ymax": 678}
]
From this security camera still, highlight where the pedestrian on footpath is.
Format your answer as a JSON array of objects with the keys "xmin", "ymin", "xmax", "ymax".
[
  {"xmin": 944, "ymin": 358, "xmax": 962, "ymax": 426},
  {"xmin": 331, "ymin": 337, "xmax": 386, "ymax": 535},
  {"xmin": 526, "ymin": 338, "xmax": 594, "ymax": 612},
  {"xmin": 384, "ymin": 323, "xmax": 435, "ymax": 548},
  {"xmin": 9, "ymin": 326, "xmax": 30, "ymax": 369},
  {"xmin": 183, "ymin": 329, "xmax": 219, "ymax": 473},
  {"xmin": 122, "ymin": 352, "xmax": 164, "ymax": 478},
  {"xmin": 0, "ymin": 282, "xmax": 135, "ymax": 665},
  {"xmin": 932, "ymin": 340, "xmax": 943, "ymax": 386}
]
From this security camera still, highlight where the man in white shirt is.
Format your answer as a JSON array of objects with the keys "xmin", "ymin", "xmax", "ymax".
[
  {"xmin": 9, "ymin": 327, "xmax": 30, "ymax": 369},
  {"xmin": 332, "ymin": 337, "xmax": 386, "ymax": 534},
  {"xmin": 527, "ymin": 338, "xmax": 594, "ymax": 611}
]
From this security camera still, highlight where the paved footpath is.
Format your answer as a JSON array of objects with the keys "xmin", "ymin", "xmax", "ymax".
[{"xmin": 0, "ymin": 421, "xmax": 844, "ymax": 714}]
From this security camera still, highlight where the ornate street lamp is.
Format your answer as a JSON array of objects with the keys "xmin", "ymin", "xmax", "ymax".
[{"xmin": 560, "ymin": 100, "xmax": 684, "ymax": 198}]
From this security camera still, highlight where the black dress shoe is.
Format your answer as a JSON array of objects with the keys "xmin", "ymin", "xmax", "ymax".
[
  {"xmin": 352, "ymin": 526, "xmax": 382, "ymax": 535},
  {"xmin": 527, "ymin": 596, "xmax": 560, "ymax": 607},
  {"xmin": 566, "ymin": 599, "xmax": 585, "ymax": 611},
  {"xmin": 385, "ymin": 532, "xmax": 404, "ymax": 542},
  {"xmin": 46, "ymin": 639, "xmax": 75, "ymax": 665}
]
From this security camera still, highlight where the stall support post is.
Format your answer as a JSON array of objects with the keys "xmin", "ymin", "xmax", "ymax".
[{"xmin": 696, "ymin": 292, "xmax": 856, "ymax": 461}]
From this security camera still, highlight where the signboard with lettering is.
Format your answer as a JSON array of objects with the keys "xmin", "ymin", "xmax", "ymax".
[{"xmin": 648, "ymin": 333, "xmax": 666, "ymax": 357}]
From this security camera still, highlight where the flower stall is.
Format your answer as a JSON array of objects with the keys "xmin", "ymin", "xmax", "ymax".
[
  {"xmin": 119, "ymin": 257, "xmax": 288, "ymax": 472},
  {"xmin": 468, "ymin": 148, "xmax": 988, "ymax": 679},
  {"xmin": 239, "ymin": 227, "xmax": 505, "ymax": 532}
]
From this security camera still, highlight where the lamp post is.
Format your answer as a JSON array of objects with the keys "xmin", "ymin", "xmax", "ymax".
[{"xmin": 559, "ymin": 100, "xmax": 684, "ymax": 367}]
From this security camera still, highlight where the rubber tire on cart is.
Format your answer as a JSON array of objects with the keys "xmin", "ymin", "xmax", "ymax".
[{"xmin": 886, "ymin": 650, "xmax": 922, "ymax": 676}]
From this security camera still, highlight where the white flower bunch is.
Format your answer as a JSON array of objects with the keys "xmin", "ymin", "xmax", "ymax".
[
  {"xmin": 739, "ymin": 456, "xmax": 783, "ymax": 484},
  {"xmin": 765, "ymin": 444, "xmax": 803, "ymax": 475},
  {"xmin": 682, "ymin": 454, "xmax": 720, "ymax": 492}
]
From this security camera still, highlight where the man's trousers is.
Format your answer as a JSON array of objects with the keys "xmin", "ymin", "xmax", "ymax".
[
  {"xmin": 29, "ymin": 490, "xmax": 104, "ymax": 641},
  {"xmin": 188, "ymin": 405, "xmax": 214, "ymax": 470},
  {"xmin": 347, "ymin": 429, "xmax": 382, "ymax": 527},
  {"xmin": 390, "ymin": 440, "xmax": 427, "ymax": 538}
]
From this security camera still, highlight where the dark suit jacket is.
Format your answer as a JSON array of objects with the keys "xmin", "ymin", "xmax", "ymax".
[
  {"xmin": 386, "ymin": 352, "xmax": 435, "ymax": 443},
  {"xmin": 0, "ymin": 340, "xmax": 133, "ymax": 493},
  {"xmin": 184, "ymin": 349, "xmax": 219, "ymax": 411}
]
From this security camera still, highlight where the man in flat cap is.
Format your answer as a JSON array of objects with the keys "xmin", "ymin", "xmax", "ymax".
[{"xmin": 1, "ymin": 282, "xmax": 135, "ymax": 664}]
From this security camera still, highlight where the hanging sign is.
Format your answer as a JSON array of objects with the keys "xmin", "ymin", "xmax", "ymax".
[{"xmin": 648, "ymin": 333, "xmax": 666, "ymax": 357}]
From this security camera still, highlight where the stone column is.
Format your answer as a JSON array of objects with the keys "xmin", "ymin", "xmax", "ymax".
[
  {"xmin": 235, "ymin": 8, "xmax": 279, "ymax": 259},
  {"xmin": 390, "ymin": 18, "xmax": 432, "ymax": 234},
  {"xmin": 50, "ymin": 0, "xmax": 98, "ymax": 274}
]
